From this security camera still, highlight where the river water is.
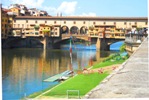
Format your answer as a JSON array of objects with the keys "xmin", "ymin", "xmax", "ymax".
[{"xmin": 2, "ymin": 43, "xmax": 122, "ymax": 100}]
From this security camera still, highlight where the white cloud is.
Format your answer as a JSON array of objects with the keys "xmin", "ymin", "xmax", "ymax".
[
  {"xmin": 42, "ymin": 1, "xmax": 78, "ymax": 16},
  {"xmin": 8, "ymin": 0, "xmax": 77, "ymax": 15},
  {"xmin": 57, "ymin": 1, "xmax": 77, "ymax": 15},
  {"xmin": 5, "ymin": 0, "xmax": 96, "ymax": 16},
  {"xmin": 80, "ymin": 12, "xmax": 97, "ymax": 16}
]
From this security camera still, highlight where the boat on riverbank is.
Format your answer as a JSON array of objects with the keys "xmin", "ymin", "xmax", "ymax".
[{"xmin": 44, "ymin": 70, "xmax": 73, "ymax": 82}]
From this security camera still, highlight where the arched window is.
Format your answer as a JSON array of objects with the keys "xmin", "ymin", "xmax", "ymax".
[
  {"xmin": 61, "ymin": 26, "xmax": 69, "ymax": 34},
  {"xmin": 80, "ymin": 26, "xmax": 87, "ymax": 34},
  {"xmin": 70, "ymin": 26, "xmax": 79, "ymax": 34}
]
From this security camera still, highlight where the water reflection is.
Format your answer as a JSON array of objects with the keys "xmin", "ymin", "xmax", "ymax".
[{"xmin": 2, "ymin": 48, "xmax": 111, "ymax": 100}]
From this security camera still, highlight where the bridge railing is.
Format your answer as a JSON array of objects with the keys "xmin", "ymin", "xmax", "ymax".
[{"xmin": 125, "ymin": 33, "xmax": 148, "ymax": 43}]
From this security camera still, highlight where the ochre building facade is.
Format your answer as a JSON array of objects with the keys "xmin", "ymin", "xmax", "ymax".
[{"xmin": 7, "ymin": 16, "xmax": 149, "ymax": 38}]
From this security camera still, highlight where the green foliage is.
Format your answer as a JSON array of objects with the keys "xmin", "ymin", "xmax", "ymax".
[
  {"xmin": 93, "ymin": 52, "xmax": 128, "ymax": 69},
  {"xmin": 120, "ymin": 43, "xmax": 126, "ymax": 52},
  {"xmin": 92, "ymin": 59, "xmax": 125, "ymax": 69},
  {"xmin": 42, "ymin": 30, "xmax": 50, "ymax": 32}
]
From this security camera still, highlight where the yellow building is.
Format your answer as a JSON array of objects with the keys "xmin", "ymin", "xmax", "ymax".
[
  {"xmin": 1, "ymin": 8, "xmax": 11, "ymax": 39},
  {"xmin": 39, "ymin": 24, "xmax": 51, "ymax": 36},
  {"xmin": 9, "ymin": 7, "xmax": 20, "ymax": 16},
  {"xmin": 11, "ymin": 16, "xmax": 148, "ymax": 38}
]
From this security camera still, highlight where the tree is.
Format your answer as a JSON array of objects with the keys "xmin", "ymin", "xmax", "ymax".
[{"xmin": 120, "ymin": 43, "xmax": 126, "ymax": 52}]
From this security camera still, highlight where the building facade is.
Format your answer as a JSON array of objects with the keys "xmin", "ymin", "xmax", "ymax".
[
  {"xmin": 1, "ymin": 8, "xmax": 12, "ymax": 39},
  {"xmin": 11, "ymin": 16, "xmax": 148, "ymax": 38}
]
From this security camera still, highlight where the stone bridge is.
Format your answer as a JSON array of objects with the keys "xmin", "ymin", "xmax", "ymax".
[{"xmin": 2, "ymin": 32, "xmax": 126, "ymax": 50}]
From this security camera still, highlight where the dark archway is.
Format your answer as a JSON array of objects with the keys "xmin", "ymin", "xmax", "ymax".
[
  {"xmin": 80, "ymin": 26, "xmax": 87, "ymax": 34},
  {"xmin": 60, "ymin": 26, "xmax": 69, "ymax": 34},
  {"xmin": 70, "ymin": 26, "xmax": 79, "ymax": 34},
  {"xmin": 2, "ymin": 37, "xmax": 44, "ymax": 49}
]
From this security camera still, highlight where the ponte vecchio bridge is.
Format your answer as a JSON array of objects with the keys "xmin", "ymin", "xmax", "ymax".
[{"xmin": 2, "ymin": 16, "xmax": 148, "ymax": 50}]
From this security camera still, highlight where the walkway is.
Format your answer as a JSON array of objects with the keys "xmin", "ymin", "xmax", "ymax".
[{"xmin": 84, "ymin": 38, "xmax": 149, "ymax": 98}]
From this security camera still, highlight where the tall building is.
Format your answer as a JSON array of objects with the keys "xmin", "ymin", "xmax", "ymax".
[{"xmin": 1, "ymin": 8, "xmax": 10, "ymax": 39}]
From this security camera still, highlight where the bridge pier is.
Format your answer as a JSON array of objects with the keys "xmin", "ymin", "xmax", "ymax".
[{"xmin": 96, "ymin": 38, "xmax": 109, "ymax": 51}]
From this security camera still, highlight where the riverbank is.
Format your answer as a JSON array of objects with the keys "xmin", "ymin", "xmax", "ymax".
[{"xmin": 26, "ymin": 52, "xmax": 128, "ymax": 99}]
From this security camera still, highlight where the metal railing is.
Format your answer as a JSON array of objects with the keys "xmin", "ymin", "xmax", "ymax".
[{"xmin": 125, "ymin": 33, "xmax": 148, "ymax": 43}]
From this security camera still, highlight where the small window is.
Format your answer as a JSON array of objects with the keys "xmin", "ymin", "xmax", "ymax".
[
  {"xmin": 83, "ymin": 21, "xmax": 86, "ymax": 24},
  {"xmin": 103, "ymin": 22, "xmax": 106, "ymax": 25},
  {"xmin": 26, "ymin": 20, "xmax": 28, "ymax": 23},
  {"xmin": 129, "ymin": 22, "xmax": 131, "ymax": 25},
  {"xmin": 93, "ymin": 22, "xmax": 96, "ymax": 25},
  {"xmin": 124, "ymin": 22, "xmax": 127, "ymax": 25},
  {"xmin": 54, "ymin": 21, "xmax": 56, "ymax": 24},
  {"xmin": 45, "ymin": 20, "xmax": 47, "ymax": 23},
  {"xmin": 145, "ymin": 22, "xmax": 148, "ymax": 25},
  {"xmin": 35, "ymin": 32, "xmax": 39, "ymax": 35},
  {"xmin": 74, "ymin": 21, "xmax": 76, "ymax": 24},
  {"xmin": 22, "ymin": 24, "xmax": 24, "ymax": 28},
  {"xmin": 64, "ymin": 21, "xmax": 66, "ymax": 24},
  {"xmin": 18, "ymin": 24, "xmax": 20, "ymax": 28},
  {"xmin": 14, "ymin": 20, "xmax": 16, "ymax": 23},
  {"xmin": 35, "ymin": 20, "xmax": 37, "ymax": 23},
  {"xmin": 114, "ymin": 22, "xmax": 116, "ymax": 25},
  {"xmin": 135, "ymin": 22, "xmax": 137, "ymax": 25}
]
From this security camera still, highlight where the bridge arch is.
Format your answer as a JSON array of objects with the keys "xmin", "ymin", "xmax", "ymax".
[
  {"xmin": 108, "ymin": 40, "xmax": 124, "ymax": 50},
  {"xmin": 60, "ymin": 26, "xmax": 69, "ymax": 34},
  {"xmin": 53, "ymin": 37, "xmax": 89, "ymax": 49},
  {"xmin": 80, "ymin": 26, "xmax": 87, "ymax": 35},
  {"xmin": 70, "ymin": 26, "xmax": 79, "ymax": 34}
]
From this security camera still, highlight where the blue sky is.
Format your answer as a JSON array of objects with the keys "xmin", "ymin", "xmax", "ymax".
[{"xmin": 1, "ymin": 0, "xmax": 148, "ymax": 17}]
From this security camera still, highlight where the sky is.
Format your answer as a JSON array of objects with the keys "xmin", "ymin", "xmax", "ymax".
[{"xmin": 0, "ymin": 0, "xmax": 148, "ymax": 17}]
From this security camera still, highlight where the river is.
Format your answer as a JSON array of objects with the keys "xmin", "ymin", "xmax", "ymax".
[{"xmin": 2, "ymin": 42, "xmax": 123, "ymax": 100}]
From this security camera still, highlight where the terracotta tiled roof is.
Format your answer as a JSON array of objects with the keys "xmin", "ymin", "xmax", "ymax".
[{"xmin": 15, "ymin": 16, "xmax": 148, "ymax": 20}]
